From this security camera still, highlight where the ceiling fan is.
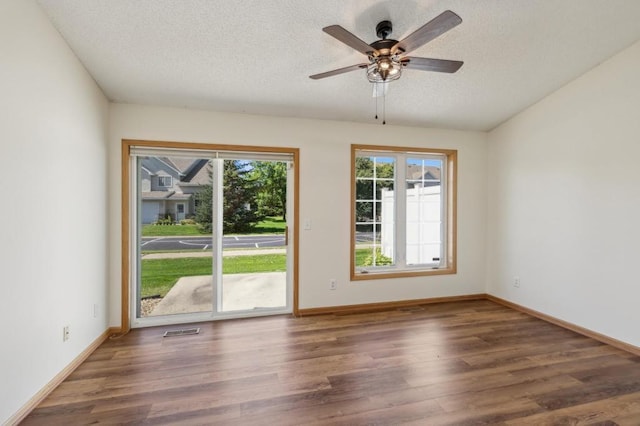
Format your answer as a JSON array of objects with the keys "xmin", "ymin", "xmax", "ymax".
[{"xmin": 309, "ymin": 10, "xmax": 464, "ymax": 85}]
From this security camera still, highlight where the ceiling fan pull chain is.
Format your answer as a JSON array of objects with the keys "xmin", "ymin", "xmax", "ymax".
[
  {"xmin": 375, "ymin": 93, "xmax": 379, "ymax": 120},
  {"xmin": 383, "ymin": 95, "xmax": 386, "ymax": 125}
]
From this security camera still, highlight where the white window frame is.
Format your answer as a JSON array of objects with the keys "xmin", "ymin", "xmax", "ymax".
[
  {"xmin": 351, "ymin": 144, "xmax": 457, "ymax": 280},
  {"xmin": 158, "ymin": 175, "xmax": 172, "ymax": 187}
]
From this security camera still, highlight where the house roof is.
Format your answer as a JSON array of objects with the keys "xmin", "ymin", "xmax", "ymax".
[
  {"xmin": 37, "ymin": 1, "xmax": 640, "ymax": 131},
  {"xmin": 141, "ymin": 157, "xmax": 181, "ymax": 177},
  {"xmin": 407, "ymin": 165, "xmax": 441, "ymax": 182},
  {"xmin": 141, "ymin": 157, "xmax": 209, "ymax": 184},
  {"xmin": 180, "ymin": 159, "xmax": 210, "ymax": 184}
]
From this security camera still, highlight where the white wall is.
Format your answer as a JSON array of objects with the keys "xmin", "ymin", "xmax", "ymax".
[
  {"xmin": 487, "ymin": 40, "xmax": 640, "ymax": 347},
  {"xmin": 108, "ymin": 105, "xmax": 487, "ymax": 323},
  {"xmin": 3, "ymin": 0, "xmax": 638, "ymax": 421},
  {"xmin": 0, "ymin": 0, "xmax": 109, "ymax": 422}
]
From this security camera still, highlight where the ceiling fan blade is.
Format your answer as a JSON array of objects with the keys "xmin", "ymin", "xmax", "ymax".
[
  {"xmin": 309, "ymin": 63, "xmax": 368, "ymax": 80},
  {"xmin": 392, "ymin": 10, "xmax": 462, "ymax": 55},
  {"xmin": 323, "ymin": 25, "xmax": 376, "ymax": 56},
  {"xmin": 401, "ymin": 57, "xmax": 463, "ymax": 73}
]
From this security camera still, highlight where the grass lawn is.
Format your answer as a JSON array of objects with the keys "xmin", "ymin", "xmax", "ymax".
[
  {"xmin": 141, "ymin": 254, "xmax": 286, "ymax": 297},
  {"xmin": 141, "ymin": 217, "xmax": 286, "ymax": 237},
  {"xmin": 142, "ymin": 224, "xmax": 205, "ymax": 236},
  {"xmin": 253, "ymin": 216, "xmax": 286, "ymax": 234}
]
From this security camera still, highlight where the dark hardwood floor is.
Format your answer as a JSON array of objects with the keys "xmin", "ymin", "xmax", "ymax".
[{"xmin": 23, "ymin": 300, "xmax": 640, "ymax": 425}]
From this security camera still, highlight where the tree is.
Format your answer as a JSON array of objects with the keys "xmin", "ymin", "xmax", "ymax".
[
  {"xmin": 194, "ymin": 179, "xmax": 213, "ymax": 233},
  {"xmin": 355, "ymin": 156, "xmax": 394, "ymax": 224},
  {"xmin": 250, "ymin": 161, "xmax": 287, "ymax": 220},
  {"xmin": 194, "ymin": 160, "xmax": 264, "ymax": 233},
  {"xmin": 223, "ymin": 160, "xmax": 264, "ymax": 232}
]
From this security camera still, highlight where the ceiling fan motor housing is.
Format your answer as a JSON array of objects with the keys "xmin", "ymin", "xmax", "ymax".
[
  {"xmin": 370, "ymin": 38, "xmax": 399, "ymax": 54},
  {"xmin": 376, "ymin": 20, "xmax": 393, "ymax": 39}
]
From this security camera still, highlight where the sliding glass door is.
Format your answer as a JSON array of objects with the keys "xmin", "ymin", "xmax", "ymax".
[{"xmin": 128, "ymin": 146, "xmax": 294, "ymax": 327}]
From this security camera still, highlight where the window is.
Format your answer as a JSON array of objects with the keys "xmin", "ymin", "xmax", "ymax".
[
  {"xmin": 158, "ymin": 176, "xmax": 172, "ymax": 187},
  {"xmin": 351, "ymin": 145, "xmax": 457, "ymax": 280}
]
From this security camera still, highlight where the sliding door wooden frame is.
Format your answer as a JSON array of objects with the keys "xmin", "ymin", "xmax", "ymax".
[{"xmin": 120, "ymin": 139, "xmax": 300, "ymax": 332}]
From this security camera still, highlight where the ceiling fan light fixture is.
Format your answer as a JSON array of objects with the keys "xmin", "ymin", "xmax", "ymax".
[{"xmin": 366, "ymin": 57, "xmax": 402, "ymax": 83}]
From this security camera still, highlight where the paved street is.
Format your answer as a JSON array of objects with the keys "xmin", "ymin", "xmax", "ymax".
[
  {"xmin": 141, "ymin": 235, "xmax": 285, "ymax": 251},
  {"xmin": 141, "ymin": 232, "xmax": 378, "ymax": 252}
]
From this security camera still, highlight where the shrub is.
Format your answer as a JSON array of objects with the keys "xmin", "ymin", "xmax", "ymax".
[
  {"xmin": 362, "ymin": 247, "xmax": 393, "ymax": 266},
  {"xmin": 180, "ymin": 219, "xmax": 196, "ymax": 225},
  {"xmin": 154, "ymin": 215, "xmax": 174, "ymax": 226},
  {"xmin": 197, "ymin": 221, "xmax": 212, "ymax": 233}
]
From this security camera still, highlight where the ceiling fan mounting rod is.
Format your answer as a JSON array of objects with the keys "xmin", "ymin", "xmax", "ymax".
[{"xmin": 376, "ymin": 20, "xmax": 393, "ymax": 40}]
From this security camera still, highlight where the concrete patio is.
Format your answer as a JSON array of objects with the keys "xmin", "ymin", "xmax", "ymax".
[{"xmin": 149, "ymin": 272, "xmax": 286, "ymax": 315}]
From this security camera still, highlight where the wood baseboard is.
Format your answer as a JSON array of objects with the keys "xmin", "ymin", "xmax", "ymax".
[
  {"xmin": 299, "ymin": 294, "xmax": 640, "ymax": 357},
  {"xmin": 107, "ymin": 327, "xmax": 126, "ymax": 338},
  {"xmin": 486, "ymin": 295, "xmax": 640, "ymax": 357},
  {"xmin": 6, "ymin": 327, "xmax": 118, "ymax": 425},
  {"xmin": 297, "ymin": 294, "xmax": 487, "ymax": 316}
]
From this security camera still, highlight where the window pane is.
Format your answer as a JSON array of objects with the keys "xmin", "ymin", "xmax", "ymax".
[
  {"xmin": 375, "ymin": 158, "xmax": 395, "ymax": 180},
  {"xmin": 355, "ymin": 224, "xmax": 375, "ymax": 267},
  {"xmin": 354, "ymin": 223, "xmax": 394, "ymax": 267},
  {"xmin": 355, "ymin": 223, "xmax": 382, "ymax": 243},
  {"xmin": 406, "ymin": 157, "xmax": 441, "ymax": 187},
  {"xmin": 406, "ymin": 157, "xmax": 443, "ymax": 266},
  {"xmin": 355, "ymin": 157, "xmax": 374, "ymax": 178},
  {"xmin": 158, "ymin": 176, "xmax": 172, "ymax": 187},
  {"xmin": 356, "ymin": 201, "xmax": 374, "ymax": 223},
  {"xmin": 356, "ymin": 180, "xmax": 374, "ymax": 201},
  {"xmin": 376, "ymin": 180, "xmax": 394, "ymax": 203}
]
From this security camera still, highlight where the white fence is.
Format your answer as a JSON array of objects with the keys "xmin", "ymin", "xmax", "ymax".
[{"xmin": 381, "ymin": 185, "xmax": 442, "ymax": 265}]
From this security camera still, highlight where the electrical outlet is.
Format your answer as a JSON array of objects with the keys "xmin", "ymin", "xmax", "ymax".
[
  {"xmin": 329, "ymin": 278, "xmax": 337, "ymax": 290},
  {"xmin": 63, "ymin": 326, "xmax": 70, "ymax": 342},
  {"xmin": 93, "ymin": 303, "xmax": 98, "ymax": 318},
  {"xmin": 514, "ymin": 276, "xmax": 521, "ymax": 288}
]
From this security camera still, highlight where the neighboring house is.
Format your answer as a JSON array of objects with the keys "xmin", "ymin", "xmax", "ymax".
[
  {"xmin": 406, "ymin": 164, "xmax": 441, "ymax": 187},
  {"xmin": 140, "ymin": 157, "xmax": 209, "ymax": 224}
]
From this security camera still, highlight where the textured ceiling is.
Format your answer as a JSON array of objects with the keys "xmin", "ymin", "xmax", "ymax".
[{"xmin": 37, "ymin": 0, "xmax": 640, "ymax": 131}]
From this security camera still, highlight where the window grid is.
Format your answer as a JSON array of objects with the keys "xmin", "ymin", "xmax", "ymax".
[{"xmin": 355, "ymin": 155, "xmax": 395, "ymax": 268}]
